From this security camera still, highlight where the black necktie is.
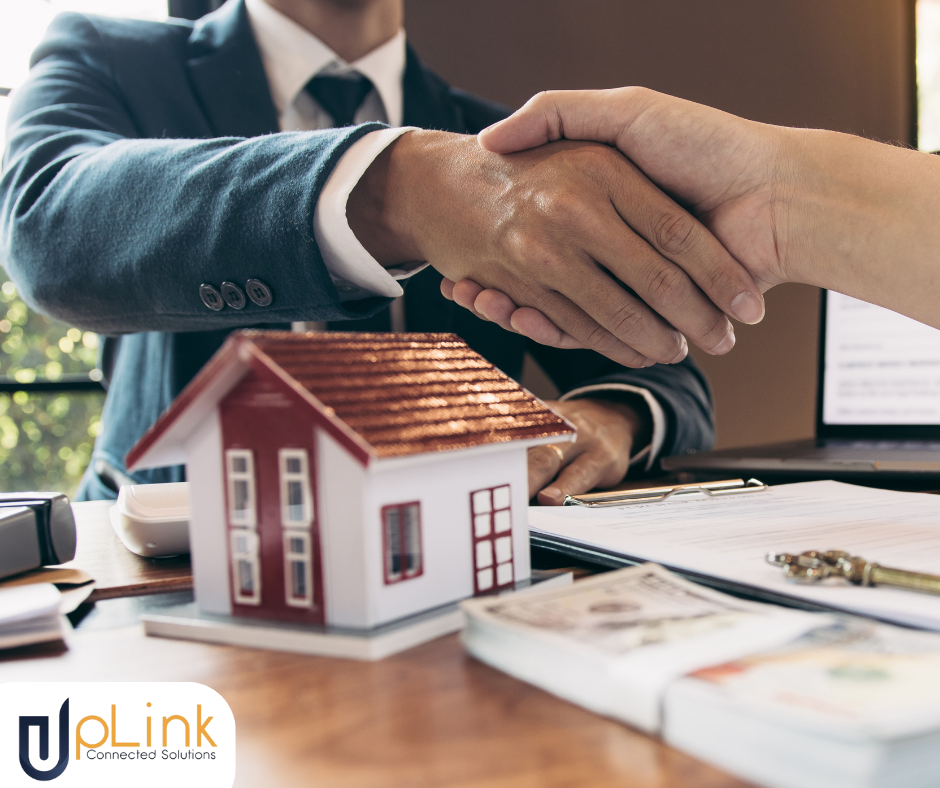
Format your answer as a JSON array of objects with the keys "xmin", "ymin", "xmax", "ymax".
[
  {"xmin": 305, "ymin": 71, "xmax": 375, "ymax": 127},
  {"xmin": 310, "ymin": 70, "xmax": 391, "ymax": 333}
]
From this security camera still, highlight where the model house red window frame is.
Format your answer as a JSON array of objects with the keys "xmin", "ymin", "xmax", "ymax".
[
  {"xmin": 470, "ymin": 485, "xmax": 514, "ymax": 594},
  {"xmin": 381, "ymin": 502, "xmax": 423, "ymax": 585}
]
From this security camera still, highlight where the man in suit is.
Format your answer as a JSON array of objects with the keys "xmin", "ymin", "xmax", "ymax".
[{"xmin": 0, "ymin": 0, "xmax": 716, "ymax": 503}]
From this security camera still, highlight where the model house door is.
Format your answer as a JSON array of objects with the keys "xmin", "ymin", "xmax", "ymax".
[{"xmin": 470, "ymin": 485, "xmax": 514, "ymax": 594}]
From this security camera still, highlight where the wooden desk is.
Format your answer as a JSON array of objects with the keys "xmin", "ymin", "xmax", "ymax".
[
  {"xmin": 2, "ymin": 499, "xmax": 751, "ymax": 786},
  {"xmin": 1, "ymin": 624, "xmax": 750, "ymax": 788},
  {"xmin": 58, "ymin": 501, "xmax": 192, "ymax": 600}
]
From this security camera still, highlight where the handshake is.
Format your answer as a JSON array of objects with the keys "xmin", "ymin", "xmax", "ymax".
[{"xmin": 350, "ymin": 87, "xmax": 940, "ymax": 362}]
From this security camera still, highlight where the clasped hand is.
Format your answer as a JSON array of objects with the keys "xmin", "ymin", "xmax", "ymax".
[
  {"xmin": 438, "ymin": 87, "xmax": 790, "ymax": 347},
  {"xmin": 346, "ymin": 97, "xmax": 775, "ymax": 502},
  {"xmin": 349, "ymin": 125, "xmax": 766, "ymax": 368}
]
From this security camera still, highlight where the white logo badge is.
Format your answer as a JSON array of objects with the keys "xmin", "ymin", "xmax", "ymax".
[{"xmin": 0, "ymin": 683, "xmax": 235, "ymax": 787}]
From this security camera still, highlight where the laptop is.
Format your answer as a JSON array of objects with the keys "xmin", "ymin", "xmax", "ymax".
[{"xmin": 662, "ymin": 290, "xmax": 940, "ymax": 481}]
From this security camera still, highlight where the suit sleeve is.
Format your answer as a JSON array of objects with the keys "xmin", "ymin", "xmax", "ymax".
[
  {"xmin": 527, "ymin": 341, "xmax": 715, "ymax": 463},
  {"xmin": 0, "ymin": 13, "xmax": 391, "ymax": 334}
]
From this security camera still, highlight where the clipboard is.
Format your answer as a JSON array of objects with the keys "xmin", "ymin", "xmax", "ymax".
[
  {"xmin": 563, "ymin": 478, "xmax": 768, "ymax": 508},
  {"xmin": 534, "ymin": 479, "xmax": 940, "ymax": 625},
  {"xmin": 539, "ymin": 477, "xmax": 840, "ymax": 616}
]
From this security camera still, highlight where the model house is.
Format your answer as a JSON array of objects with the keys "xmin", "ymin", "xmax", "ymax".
[{"xmin": 126, "ymin": 331, "xmax": 575, "ymax": 631}]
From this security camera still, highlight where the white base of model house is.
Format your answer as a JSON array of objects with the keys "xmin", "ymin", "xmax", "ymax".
[
  {"xmin": 141, "ymin": 572, "xmax": 572, "ymax": 661},
  {"xmin": 141, "ymin": 601, "xmax": 465, "ymax": 661}
]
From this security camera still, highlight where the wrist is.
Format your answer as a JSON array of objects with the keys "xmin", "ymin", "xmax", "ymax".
[
  {"xmin": 347, "ymin": 130, "xmax": 494, "ymax": 273},
  {"xmin": 772, "ymin": 126, "xmax": 841, "ymax": 289},
  {"xmin": 580, "ymin": 395, "xmax": 652, "ymax": 449},
  {"xmin": 347, "ymin": 129, "xmax": 426, "ymax": 267}
]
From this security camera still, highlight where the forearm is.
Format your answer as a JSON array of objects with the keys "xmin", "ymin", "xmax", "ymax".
[
  {"xmin": 777, "ymin": 129, "xmax": 940, "ymax": 328},
  {"xmin": 477, "ymin": 87, "xmax": 940, "ymax": 332},
  {"xmin": 1, "ymin": 127, "xmax": 386, "ymax": 333},
  {"xmin": 530, "ymin": 341, "xmax": 714, "ymax": 459}
]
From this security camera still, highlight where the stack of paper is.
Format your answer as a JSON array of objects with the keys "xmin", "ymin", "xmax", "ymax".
[
  {"xmin": 665, "ymin": 619, "xmax": 940, "ymax": 788},
  {"xmin": 0, "ymin": 584, "xmax": 67, "ymax": 650},
  {"xmin": 462, "ymin": 565, "xmax": 819, "ymax": 732},
  {"xmin": 0, "ymin": 567, "xmax": 95, "ymax": 613},
  {"xmin": 462, "ymin": 566, "xmax": 940, "ymax": 788}
]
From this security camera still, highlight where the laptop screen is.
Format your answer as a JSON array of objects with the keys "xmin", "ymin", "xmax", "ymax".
[{"xmin": 821, "ymin": 291, "xmax": 940, "ymax": 428}]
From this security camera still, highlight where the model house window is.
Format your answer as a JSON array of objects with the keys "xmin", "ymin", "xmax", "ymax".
[
  {"xmin": 277, "ymin": 449, "xmax": 315, "ymax": 607},
  {"xmin": 225, "ymin": 449, "xmax": 256, "ymax": 527},
  {"xmin": 278, "ymin": 449, "xmax": 313, "ymax": 527},
  {"xmin": 470, "ymin": 485, "xmax": 514, "ymax": 593},
  {"xmin": 382, "ymin": 502, "xmax": 423, "ymax": 584},
  {"xmin": 230, "ymin": 530, "xmax": 261, "ymax": 605},
  {"xmin": 283, "ymin": 532, "xmax": 313, "ymax": 608}
]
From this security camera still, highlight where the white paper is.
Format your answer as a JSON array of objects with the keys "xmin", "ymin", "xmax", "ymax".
[
  {"xmin": 0, "ymin": 583, "xmax": 61, "ymax": 626},
  {"xmin": 0, "ymin": 583, "xmax": 65, "ymax": 650},
  {"xmin": 529, "ymin": 481, "xmax": 940, "ymax": 629}
]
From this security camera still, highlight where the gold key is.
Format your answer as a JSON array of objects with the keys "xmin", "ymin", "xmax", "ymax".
[{"xmin": 766, "ymin": 550, "xmax": 940, "ymax": 597}]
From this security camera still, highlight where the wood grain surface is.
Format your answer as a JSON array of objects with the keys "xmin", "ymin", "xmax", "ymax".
[
  {"xmin": 0, "ymin": 626, "xmax": 753, "ymax": 788},
  {"xmin": 57, "ymin": 501, "xmax": 192, "ymax": 600}
]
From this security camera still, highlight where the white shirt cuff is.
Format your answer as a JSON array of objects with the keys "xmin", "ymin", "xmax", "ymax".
[
  {"xmin": 313, "ymin": 126, "xmax": 429, "ymax": 302},
  {"xmin": 558, "ymin": 384, "xmax": 667, "ymax": 472}
]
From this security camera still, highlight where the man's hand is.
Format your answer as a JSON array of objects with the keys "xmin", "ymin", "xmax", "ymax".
[
  {"xmin": 529, "ymin": 398, "xmax": 647, "ymax": 505},
  {"xmin": 480, "ymin": 88, "xmax": 787, "ymax": 288},
  {"xmin": 463, "ymin": 87, "xmax": 940, "ymax": 334},
  {"xmin": 348, "ymin": 129, "xmax": 765, "ymax": 367},
  {"xmin": 442, "ymin": 88, "xmax": 784, "ymax": 344}
]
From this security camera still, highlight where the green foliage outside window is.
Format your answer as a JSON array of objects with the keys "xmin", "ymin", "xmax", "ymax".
[
  {"xmin": 2, "ymin": 1, "xmax": 171, "ymax": 497},
  {"xmin": 0, "ymin": 272, "xmax": 104, "ymax": 495},
  {"xmin": 0, "ymin": 278, "xmax": 101, "ymax": 380}
]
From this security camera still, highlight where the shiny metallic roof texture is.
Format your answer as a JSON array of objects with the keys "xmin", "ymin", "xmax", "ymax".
[{"xmin": 243, "ymin": 331, "xmax": 573, "ymax": 458}]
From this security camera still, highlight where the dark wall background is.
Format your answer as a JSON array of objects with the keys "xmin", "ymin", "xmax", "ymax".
[{"xmin": 405, "ymin": 0, "xmax": 915, "ymax": 449}]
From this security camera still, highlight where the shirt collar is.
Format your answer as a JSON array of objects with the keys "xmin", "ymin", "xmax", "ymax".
[{"xmin": 245, "ymin": 0, "xmax": 405, "ymax": 127}]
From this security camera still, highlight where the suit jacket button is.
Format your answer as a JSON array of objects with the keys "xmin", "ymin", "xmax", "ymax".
[
  {"xmin": 199, "ymin": 284, "xmax": 224, "ymax": 311},
  {"xmin": 246, "ymin": 279, "xmax": 273, "ymax": 307},
  {"xmin": 220, "ymin": 281, "xmax": 246, "ymax": 309}
]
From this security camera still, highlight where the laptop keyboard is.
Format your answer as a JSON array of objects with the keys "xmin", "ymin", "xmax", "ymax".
[{"xmin": 822, "ymin": 440, "xmax": 940, "ymax": 451}]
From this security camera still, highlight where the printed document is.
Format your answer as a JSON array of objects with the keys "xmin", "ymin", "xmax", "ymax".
[{"xmin": 529, "ymin": 481, "xmax": 940, "ymax": 629}]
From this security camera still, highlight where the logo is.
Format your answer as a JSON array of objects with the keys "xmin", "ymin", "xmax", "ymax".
[
  {"xmin": 19, "ymin": 700, "xmax": 69, "ymax": 781},
  {"xmin": 1, "ymin": 683, "xmax": 235, "ymax": 787}
]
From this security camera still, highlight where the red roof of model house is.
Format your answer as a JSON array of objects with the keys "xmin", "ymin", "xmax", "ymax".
[{"xmin": 126, "ymin": 331, "xmax": 575, "ymax": 470}]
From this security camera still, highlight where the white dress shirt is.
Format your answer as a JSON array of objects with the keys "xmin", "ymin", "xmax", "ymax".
[
  {"xmin": 244, "ymin": 0, "xmax": 664, "ymax": 469},
  {"xmin": 246, "ymin": 0, "xmax": 420, "ymax": 322}
]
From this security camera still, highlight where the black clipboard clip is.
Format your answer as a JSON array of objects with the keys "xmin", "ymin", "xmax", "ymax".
[{"xmin": 563, "ymin": 478, "xmax": 768, "ymax": 508}]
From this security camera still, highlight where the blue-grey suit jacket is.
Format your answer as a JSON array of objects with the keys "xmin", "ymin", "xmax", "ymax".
[{"xmin": 0, "ymin": 0, "xmax": 714, "ymax": 499}]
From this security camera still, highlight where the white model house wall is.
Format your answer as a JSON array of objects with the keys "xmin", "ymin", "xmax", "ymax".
[
  {"xmin": 359, "ymin": 445, "xmax": 531, "ymax": 628},
  {"xmin": 316, "ymin": 429, "xmax": 369, "ymax": 627},
  {"xmin": 185, "ymin": 409, "xmax": 231, "ymax": 616},
  {"xmin": 185, "ymin": 420, "xmax": 534, "ymax": 629}
]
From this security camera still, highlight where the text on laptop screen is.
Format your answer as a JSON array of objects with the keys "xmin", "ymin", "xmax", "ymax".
[{"xmin": 823, "ymin": 292, "xmax": 940, "ymax": 425}]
